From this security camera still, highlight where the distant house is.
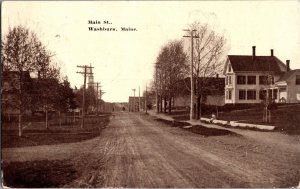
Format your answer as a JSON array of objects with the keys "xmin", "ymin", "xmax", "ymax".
[
  {"xmin": 2, "ymin": 71, "xmax": 32, "ymax": 116},
  {"xmin": 275, "ymin": 69, "xmax": 300, "ymax": 103},
  {"xmin": 224, "ymin": 46, "xmax": 300, "ymax": 104},
  {"xmin": 174, "ymin": 76, "xmax": 225, "ymax": 107}
]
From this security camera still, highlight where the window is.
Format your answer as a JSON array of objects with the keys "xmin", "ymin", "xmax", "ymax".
[
  {"xmin": 237, "ymin": 75, "xmax": 246, "ymax": 85},
  {"xmin": 296, "ymin": 75, "xmax": 300, "ymax": 85},
  {"xmin": 259, "ymin": 90, "xmax": 266, "ymax": 100},
  {"xmin": 239, "ymin": 90, "xmax": 246, "ymax": 100},
  {"xmin": 225, "ymin": 76, "xmax": 228, "ymax": 85},
  {"xmin": 259, "ymin": 76, "xmax": 268, "ymax": 85},
  {"xmin": 226, "ymin": 90, "xmax": 232, "ymax": 100},
  {"xmin": 259, "ymin": 75, "xmax": 274, "ymax": 85},
  {"xmin": 247, "ymin": 90, "xmax": 256, "ymax": 100},
  {"xmin": 247, "ymin": 76, "xmax": 256, "ymax": 85},
  {"xmin": 226, "ymin": 76, "xmax": 232, "ymax": 85}
]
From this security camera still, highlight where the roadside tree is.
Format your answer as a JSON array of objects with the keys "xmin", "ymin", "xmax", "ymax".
[
  {"xmin": 2, "ymin": 26, "xmax": 36, "ymax": 136},
  {"xmin": 155, "ymin": 40, "xmax": 188, "ymax": 114},
  {"xmin": 185, "ymin": 21, "xmax": 227, "ymax": 119}
]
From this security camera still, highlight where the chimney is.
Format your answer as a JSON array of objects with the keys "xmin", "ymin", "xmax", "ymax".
[
  {"xmin": 252, "ymin": 46, "xmax": 256, "ymax": 61},
  {"xmin": 286, "ymin": 60, "xmax": 290, "ymax": 72},
  {"xmin": 216, "ymin": 73, "xmax": 219, "ymax": 78},
  {"xmin": 271, "ymin": 49, "xmax": 274, "ymax": 56}
]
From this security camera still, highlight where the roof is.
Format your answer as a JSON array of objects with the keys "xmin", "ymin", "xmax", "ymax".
[
  {"xmin": 276, "ymin": 69, "xmax": 300, "ymax": 83},
  {"xmin": 228, "ymin": 55, "xmax": 287, "ymax": 73}
]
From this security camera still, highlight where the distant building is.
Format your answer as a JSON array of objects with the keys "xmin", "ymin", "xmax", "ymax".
[
  {"xmin": 224, "ymin": 46, "xmax": 300, "ymax": 104},
  {"xmin": 2, "ymin": 71, "xmax": 32, "ymax": 116},
  {"xmin": 128, "ymin": 96, "xmax": 145, "ymax": 112},
  {"xmin": 174, "ymin": 76, "xmax": 225, "ymax": 107},
  {"xmin": 275, "ymin": 69, "xmax": 300, "ymax": 103}
]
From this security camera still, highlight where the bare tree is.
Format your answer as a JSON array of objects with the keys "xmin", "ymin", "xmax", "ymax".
[
  {"xmin": 184, "ymin": 21, "xmax": 227, "ymax": 119},
  {"xmin": 2, "ymin": 26, "xmax": 36, "ymax": 136},
  {"xmin": 2, "ymin": 25, "xmax": 62, "ymax": 133},
  {"xmin": 155, "ymin": 40, "xmax": 188, "ymax": 114},
  {"xmin": 30, "ymin": 34, "xmax": 60, "ymax": 129}
]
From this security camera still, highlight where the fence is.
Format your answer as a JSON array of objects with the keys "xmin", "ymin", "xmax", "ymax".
[{"xmin": 2, "ymin": 113, "xmax": 110, "ymax": 130}]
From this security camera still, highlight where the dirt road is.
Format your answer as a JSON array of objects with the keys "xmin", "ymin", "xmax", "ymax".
[{"xmin": 3, "ymin": 112, "xmax": 300, "ymax": 187}]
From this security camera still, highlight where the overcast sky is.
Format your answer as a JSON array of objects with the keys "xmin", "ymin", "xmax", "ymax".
[{"xmin": 2, "ymin": 1, "xmax": 300, "ymax": 102}]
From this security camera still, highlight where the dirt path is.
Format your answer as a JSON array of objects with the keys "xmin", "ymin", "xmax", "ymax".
[{"xmin": 3, "ymin": 112, "xmax": 300, "ymax": 187}]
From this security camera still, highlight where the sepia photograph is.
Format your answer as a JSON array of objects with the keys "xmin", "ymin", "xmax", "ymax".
[{"xmin": 1, "ymin": 0, "xmax": 300, "ymax": 188}]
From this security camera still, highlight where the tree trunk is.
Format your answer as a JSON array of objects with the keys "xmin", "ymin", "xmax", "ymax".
[
  {"xmin": 164, "ymin": 97, "xmax": 167, "ymax": 113},
  {"xmin": 199, "ymin": 95, "xmax": 202, "ymax": 120},
  {"xmin": 45, "ymin": 109, "xmax": 48, "ymax": 129},
  {"xmin": 73, "ymin": 111, "xmax": 76, "ymax": 123},
  {"xmin": 18, "ymin": 114, "xmax": 22, "ymax": 137},
  {"xmin": 59, "ymin": 111, "xmax": 62, "ymax": 128},
  {"xmin": 168, "ymin": 93, "xmax": 172, "ymax": 114},
  {"xmin": 196, "ymin": 96, "xmax": 200, "ymax": 120},
  {"xmin": 18, "ymin": 72, "xmax": 23, "ymax": 137},
  {"xmin": 159, "ymin": 96, "xmax": 163, "ymax": 113}
]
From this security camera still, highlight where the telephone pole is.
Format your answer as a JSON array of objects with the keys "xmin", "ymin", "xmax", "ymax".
[
  {"xmin": 145, "ymin": 83, "xmax": 147, "ymax": 113},
  {"xmin": 183, "ymin": 29, "xmax": 198, "ymax": 121},
  {"xmin": 155, "ymin": 63, "xmax": 159, "ymax": 113},
  {"xmin": 132, "ymin": 88, "xmax": 136, "ymax": 112},
  {"xmin": 90, "ymin": 82, "xmax": 101, "ymax": 115},
  {"xmin": 138, "ymin": 86, "xmax": 141, "ymax": 112},
  {"xmin": 99, "ymin": 89, "xmax": 106, "ymax": 112},
  {"xmin": 76, "ymin": 64, "xmax": 94, "ymax": 128}
]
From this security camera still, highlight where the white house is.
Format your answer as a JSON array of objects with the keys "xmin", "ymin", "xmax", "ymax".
[
  {"xmin": 224, "ymin": 46, "xmax": 300, "ymax": 104},
  {"xmin": 275, "ymin": 69, "xmax": 300, "ymax": 103}
]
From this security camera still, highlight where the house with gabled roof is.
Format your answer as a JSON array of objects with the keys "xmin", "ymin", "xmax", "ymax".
[
  {"xmin": 224, "ymin": 46, "xmax": 300, "ymax": 104},
  {"xmin": 275, "ymin": 69, "xmax": 300, "ymax": 103}
]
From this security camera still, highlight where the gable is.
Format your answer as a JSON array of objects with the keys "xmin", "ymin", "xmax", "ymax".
[
  {"xmin": 223, "ymin": 58, "xmax": 232, "ymax": 75},
  {"xmin": 276, "ymin": 69, "xmax": 300, "ymax": 83}
]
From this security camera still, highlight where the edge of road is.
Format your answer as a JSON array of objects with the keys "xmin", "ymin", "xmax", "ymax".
[{"xmin": 146, "ymin": 110, "xmax": 276, "ymax": 131}]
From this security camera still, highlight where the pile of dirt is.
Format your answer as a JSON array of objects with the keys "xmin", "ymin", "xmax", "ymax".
[
  {"xmin": 3, "ymin": 160, "xmax": 78, "ymax": 188},
  {"xmin": 186, "ymin": 125, "xmax": 239, "ymax": 137},
  {"xmin": 154, "ymin": 118, "xmax": 237, "ymax": 137},
  {"xmin": 154, "ymin": 118, "xmax": 191, "ymax": 127}
]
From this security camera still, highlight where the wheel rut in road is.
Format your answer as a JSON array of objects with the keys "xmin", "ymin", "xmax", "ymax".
[
  {"xmin": 68, "ymin": 112, "xmax": 299, "ymax": 188},
  {"xmin": 3, "ymin": 112, "xmax": 299, "ymax": 188}
]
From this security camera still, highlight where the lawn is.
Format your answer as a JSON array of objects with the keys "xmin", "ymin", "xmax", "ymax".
[
  {"xmin": 216, "ymin": 104, "xmax": 300, "ymax": 135},
  {"xmin": 2, "ymin": 114, "xmax": 111, "ymax": 148}
]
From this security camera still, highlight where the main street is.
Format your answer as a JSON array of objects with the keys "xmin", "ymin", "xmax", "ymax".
[{"xmin": 3, "ymin": 112, "xmax": 300, "ymax": 187}]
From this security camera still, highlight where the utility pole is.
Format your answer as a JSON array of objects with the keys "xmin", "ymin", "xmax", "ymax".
[
  {"xmin": 183, "ymin": 29, "xmax": 198, "ymax": 121},
  {"xmin": 90, "ymin": 82, "xmax": 101, "ymax": 115},
  {"xmin": 76, "ymin": 64, "xmax": 94, "ymax": 128},
  {"xmin": 145, "ymin": 83, "xmax": 147, "ymax": 113},
  {"xmin": 132, "ymin": 88, "xmax": 136, "ymax": 112},
  {"xmin": 99, "ymin": 89, "xmax": 106, "ymax": 112},
  {"xmin": 155, "ymin": 63, "xmax": 159, "ymax": 113},
  {"xmin": 138, "ymin": 86, "xmax": 141, "ymax": 112}
]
